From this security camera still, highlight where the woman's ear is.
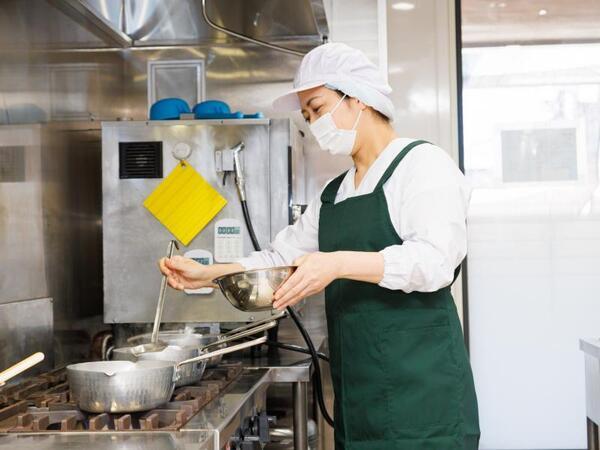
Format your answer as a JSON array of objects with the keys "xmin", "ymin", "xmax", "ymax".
[{"xmin": 354, "ymin": 97, "xmax": 368, "ymax": 111}]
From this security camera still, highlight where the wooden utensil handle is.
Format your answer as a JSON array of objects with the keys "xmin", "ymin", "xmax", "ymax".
[{"xmin": 0, "ymin": 352, "xmax": 44, "ymax": 386}]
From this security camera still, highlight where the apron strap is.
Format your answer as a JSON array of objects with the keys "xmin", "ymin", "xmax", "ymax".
[
  {"xmin": 320, "ymin": 171, "xmax": 348, "ymax": 204},
  {"xmin": 321, "ymin": 140, "xmax": 430, "ymax": 204},
  {"xmin": 374, "ymin": 139, "xmax": 429, "ymax": 191}
]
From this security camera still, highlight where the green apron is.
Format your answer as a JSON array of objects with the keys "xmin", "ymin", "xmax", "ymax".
[{"xmin": 318, "ymin": 140, "xmax": 480, "ymax": 450}]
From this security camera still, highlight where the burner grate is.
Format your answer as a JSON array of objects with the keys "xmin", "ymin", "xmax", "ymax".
[{"xmin": 0, "ymin": 364, "xmax": 243, "ymax": 433}]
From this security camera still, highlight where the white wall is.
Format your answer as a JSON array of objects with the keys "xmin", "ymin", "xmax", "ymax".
[
  {"xmin": 386, "ymin": 0, "xmax": 459, "ymax": 161},
  {"xmin": 385, "ymin": 0, "xmax": 465, "ymax": 317},
  {"xmin": 298, "ymin": 0, "xmax": 384, "ymax": 202}
]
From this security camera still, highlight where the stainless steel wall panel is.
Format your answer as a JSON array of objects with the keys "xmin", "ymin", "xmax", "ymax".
[
  {"xmin": 0, "ymin": 125, "xmax": 48, "ymax": 305},
  {"xmin": 102, "ymin": 120, "xmax": 289, "ymax": 323},
  {"xmin": 0, "ymin": 298, "xmax": 54, "ymax": 379}
]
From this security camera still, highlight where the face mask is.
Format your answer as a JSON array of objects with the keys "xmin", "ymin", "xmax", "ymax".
[{"xmin": 309, "ymin": 94, "xmax": 363, "ymax": 156}]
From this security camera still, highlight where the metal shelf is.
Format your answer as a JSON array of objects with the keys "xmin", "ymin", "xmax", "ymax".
[{"xmin": 102, "ymin": 118, "xmax": 271, "ymax": 127}]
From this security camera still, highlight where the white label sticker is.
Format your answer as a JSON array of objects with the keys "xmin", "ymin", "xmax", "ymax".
[{"xmin": 214, "ymin": 218, "xmax": 244, "ymax": 263}]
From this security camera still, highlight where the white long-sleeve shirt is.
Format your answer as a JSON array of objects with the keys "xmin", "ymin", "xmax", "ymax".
[{"xmin": 237, "ymin": 138, "xmax": 471, "ymax": 293}]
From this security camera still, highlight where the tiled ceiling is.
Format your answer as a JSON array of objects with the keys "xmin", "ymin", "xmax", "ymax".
[{"xmin": 462, "ymin": 0, "xmax": 600, "ymax": 46}]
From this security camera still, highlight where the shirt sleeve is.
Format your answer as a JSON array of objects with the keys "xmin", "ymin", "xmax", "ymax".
[
  {"xmin": 236, "ymin": 192, "xmax": 322, "ymax": 270},
  {"xmin": 378, "ymin": 146, "xmax": 471, "ymax": 293}
]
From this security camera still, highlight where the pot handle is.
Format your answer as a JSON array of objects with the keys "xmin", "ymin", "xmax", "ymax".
[
  {"xmin": 176, "ymin": 336, "xmax": 267, "ymax": 370},
  {"xmin": 202, "ymin": 320, "xmax": 277, "ymax": 350},
  {"xmin": 0, "ymin": 352, "xmax": 44, "ymax": 387},
  {"xmin": 222, "ymin": 311, "xmax": 286, "ymax": 337}
]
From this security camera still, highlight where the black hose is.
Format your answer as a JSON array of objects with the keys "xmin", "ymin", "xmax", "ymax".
[
  {"xmin": 239, "ymin": 199, "xmax": 335, "ymax": 428},
  {"xmin": 237, "ymin": 336, "xmax": 330, "ymax": 362},
  {"xmin": 241, "ymin": 200, "xmax": 261, "ymax": 254},
  {"xmin": 267, "ymin": 339, "xmax": 330, "ymax": 362}
]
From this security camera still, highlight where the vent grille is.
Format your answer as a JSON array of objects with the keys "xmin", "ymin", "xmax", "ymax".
[
  {"xmin": 0, "ymin": 146, "xmax": 25, "ymax": 182},
  {"xmin": 119, "ymin": 141, "xmax": 163, "ymax": 179}
]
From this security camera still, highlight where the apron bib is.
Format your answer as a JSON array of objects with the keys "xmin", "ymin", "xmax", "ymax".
[{"xmin": 318, "ymin": 140, "xmax": 480, "ymax": 450}]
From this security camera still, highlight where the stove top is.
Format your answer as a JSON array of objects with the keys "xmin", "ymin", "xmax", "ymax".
[{"xmin": 0, "ymin": 364, "xmax": 243, "ymax": 433}]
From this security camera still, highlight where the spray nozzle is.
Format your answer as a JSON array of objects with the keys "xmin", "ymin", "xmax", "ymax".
[{"xmin": 231, "ymin": 142, "xmax": 246, "ymax": 201}]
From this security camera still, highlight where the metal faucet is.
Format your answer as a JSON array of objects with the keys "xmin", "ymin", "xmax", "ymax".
[{"xmin": 231, "ymin": 142, "xmax": 246, "ymax": 201}]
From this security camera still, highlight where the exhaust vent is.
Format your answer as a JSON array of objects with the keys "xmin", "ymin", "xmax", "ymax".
[
  {"xmin": 0, "ymin": 146, "xmax": 25, "ymax": 182},
  {"xmin": 119, "ymin": 141, "xmax": 163, "ymax": 179}
]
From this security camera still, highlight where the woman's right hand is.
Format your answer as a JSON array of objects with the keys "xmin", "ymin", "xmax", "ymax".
[
  {"xmin": 158, "ymin": 256, "xmax": 214, "ymax": 290},
  {"xmin": 158, "ymin": 256, "xmax": 245, "ymax": 291}
]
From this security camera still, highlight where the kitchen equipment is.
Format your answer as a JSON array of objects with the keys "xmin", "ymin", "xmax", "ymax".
[
  {"xmin": 68, "ymin": 336, "xmax": 266, "ymax": 413},
  {"xmin": 214, "ymin": 266, "xmax": 296, "ymax": 312},
  {"xmin": 130, "ymin": 240, "xmax": 178, "ymax": 356},
  {"xmin": 0, "ymin": 363, "xmax": 268, "ymax": 441},
  {"xmin": 112, "ymin": 319, "xmax": 277, "ymax": 386},
  {"xmin": 0, "ymin": 352, "xmax": 45, "ymax": 387},
  {"xmin": 102, "ymin": 119, "xmax": 291, "ymax": 324}
]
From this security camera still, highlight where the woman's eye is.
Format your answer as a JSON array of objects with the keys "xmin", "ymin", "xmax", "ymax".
[{"xmin": 315, "ymin": 106, "xmax": 323, "ymax": 113}]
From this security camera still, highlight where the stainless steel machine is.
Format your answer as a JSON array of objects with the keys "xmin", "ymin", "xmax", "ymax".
[{"xmin": 102, "ymin": 118, "xmax": 293, "ymax": 324}]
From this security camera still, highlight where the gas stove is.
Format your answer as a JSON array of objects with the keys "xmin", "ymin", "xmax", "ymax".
[
  {"xmin": 0, "ymin": 364, "xmax": 271, "ymax": 449},
  {"xmin": 0, "ymin": 365, "xmax": 242, "ymax": 433}
]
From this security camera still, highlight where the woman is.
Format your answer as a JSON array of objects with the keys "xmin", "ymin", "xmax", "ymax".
[{"xmin": 159, "ymin": 43, "xmax": 480, "ymax": 449}]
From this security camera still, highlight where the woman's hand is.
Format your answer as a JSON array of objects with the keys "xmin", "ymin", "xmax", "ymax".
[
  {"xmin": 158, "ymin": 256, "xmax": 244, "ymax": 291},
  {"xmin": 158, "ymin": 256, "xmax": 212, "ymax": 290},
  {"xmin": 273, "ymin": 252, "xmax": 340, "ymax": 310}
]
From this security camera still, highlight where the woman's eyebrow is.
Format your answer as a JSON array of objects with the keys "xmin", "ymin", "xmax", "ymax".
[{"xmin": 305, "ymin": 96, "xmax": 321, "ymax": 108}]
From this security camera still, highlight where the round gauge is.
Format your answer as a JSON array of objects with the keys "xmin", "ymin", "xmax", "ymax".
[{"xmin": 173, "ymin": 142, "xmax": 192, "ymax": 161}]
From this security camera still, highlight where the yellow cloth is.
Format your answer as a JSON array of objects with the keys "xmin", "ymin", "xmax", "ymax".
[{"xmin": 143, "ymin": 161, "xmax": 227, "ymax": 246}]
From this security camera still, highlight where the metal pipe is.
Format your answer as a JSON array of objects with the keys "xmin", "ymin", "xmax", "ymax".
[
  {"xmin": 200, "ymin": 0, "xmax": 306, "ymax": 57},
  {"xmin": 293, "ymin": 382, "xmax": 308, "ymax": 450}
]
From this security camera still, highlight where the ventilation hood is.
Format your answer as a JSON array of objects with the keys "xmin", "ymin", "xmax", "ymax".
[{"xmin": 46, "ymin": 0, "xmax": 328, "ymax": 52}]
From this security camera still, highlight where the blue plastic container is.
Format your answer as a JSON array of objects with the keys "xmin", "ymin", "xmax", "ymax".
[{"xmin": 149, "ymin": 98, "xmax": 191, "ymax": 120}]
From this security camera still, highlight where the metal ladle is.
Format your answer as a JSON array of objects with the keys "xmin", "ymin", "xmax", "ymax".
[{"xmin": 131, "ymin": 240, "xmax": 179, "ymax": 356}]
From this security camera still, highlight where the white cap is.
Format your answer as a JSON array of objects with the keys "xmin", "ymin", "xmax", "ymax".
[{"xmin": 272, "ymin": 42, "xmax": 395, "ymax": 121}]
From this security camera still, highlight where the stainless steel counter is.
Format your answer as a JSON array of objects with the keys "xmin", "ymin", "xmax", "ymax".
[{"xmin": 0, "ymin": 432, "xmax": 216, "ymax": 450}]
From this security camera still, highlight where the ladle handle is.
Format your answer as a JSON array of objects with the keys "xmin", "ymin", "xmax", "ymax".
[
  {"xmin": 151, "ymin": 240, "xmax": 179, "ymax": 344},
  {"xmin": 0, "ymin": 352, "xmax": 44, "ymax": 386},
  {"xmin": 177, "ymin": 336, "xmax": 266, "ymax": 369},
  {"xmin": 202, "ymin": 320, "xmax": 277, "ymax": 350},
  {"xmin": 222, "ymin": 311, "xmax": 286, "ymax": 337}
]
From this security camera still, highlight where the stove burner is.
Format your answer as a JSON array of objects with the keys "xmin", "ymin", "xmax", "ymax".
[{"xmin": 0, "ymin": 364, "xmax": 243, "ymax": 433}]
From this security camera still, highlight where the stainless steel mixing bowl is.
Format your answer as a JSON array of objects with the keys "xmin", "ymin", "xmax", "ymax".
[{"xmin": 214, "ymin": 266, "xmax": 296, "ymax": 312}]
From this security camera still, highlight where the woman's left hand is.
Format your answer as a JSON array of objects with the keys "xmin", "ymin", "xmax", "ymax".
[{"xmin": 273, "ymin": 252, "xmax": 339, "ymax": 310}]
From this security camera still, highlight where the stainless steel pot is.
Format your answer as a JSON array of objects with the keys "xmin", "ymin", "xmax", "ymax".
[
  {"xmin": 125, "ymin": 314, "xmax": 285, "ymax": 368},
  {"xmin": 128, "ymin": 332, "xmax": 225, "ymax": 368},
  {"xmin": 112, "ymin": 319, "xmax": 278, "ymax": 386},
  {"xmin": 111, "ymin": 344, "xmax": 205, "ymax": 387},
  {"xmin": 67, "ymin": 336, "xmax": 266, "ymax": 413}
]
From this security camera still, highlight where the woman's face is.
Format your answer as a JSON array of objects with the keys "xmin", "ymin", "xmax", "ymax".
[{"xmin": 298, "ymin": 86, "xmax": 363, "ymax": 129}]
